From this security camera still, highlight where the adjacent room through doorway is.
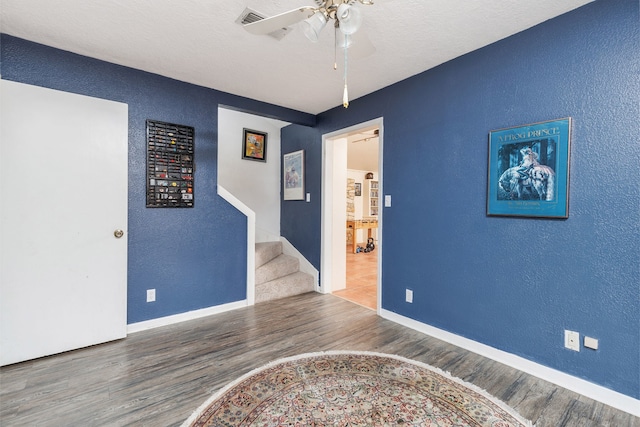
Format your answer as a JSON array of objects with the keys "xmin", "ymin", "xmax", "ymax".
[{"xmin": 330, "ymin": 126, "xmax": 380, "ymax": 310}]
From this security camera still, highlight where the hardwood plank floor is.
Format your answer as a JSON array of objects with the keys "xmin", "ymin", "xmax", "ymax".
[
  {"xmin": 333, "ymin": 245, "xmax": 378, "ymax": 309},
  {"xmin": 1, "ymin": 293, "xmax": 637, "ymax": 426}
]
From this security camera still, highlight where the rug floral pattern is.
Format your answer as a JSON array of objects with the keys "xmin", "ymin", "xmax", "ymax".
[{"xmin": 184, "ymin": 352, "xmax": 532, "ymax": 427}]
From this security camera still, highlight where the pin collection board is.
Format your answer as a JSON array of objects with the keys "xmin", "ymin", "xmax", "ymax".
[{"xmin": 146, "ymin": 120, "xmax": 195, "ymax": 208}]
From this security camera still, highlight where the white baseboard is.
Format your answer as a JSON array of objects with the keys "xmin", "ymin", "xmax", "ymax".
[
  {"xmin": 127, "ymin": 300, "xmax": 247, "ymax": 334},
  {"xmin": 380, "ymin": 309, "xmax": 639, "ymax": 417}
]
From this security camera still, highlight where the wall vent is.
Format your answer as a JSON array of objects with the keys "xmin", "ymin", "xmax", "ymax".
[{"xmin": 236, "ymin": 7, "xmax": 293, "ymax": 41}]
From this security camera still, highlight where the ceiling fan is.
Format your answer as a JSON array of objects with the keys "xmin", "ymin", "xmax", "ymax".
[{"xmin": 243, "ymin": 0, "xmax": 375, "ymax": 108}]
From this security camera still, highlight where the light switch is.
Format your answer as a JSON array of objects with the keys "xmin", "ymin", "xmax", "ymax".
[
  {"xmin": 405, "ymin": 289, "xmax": 413, "ymax": 303},
  {"xmin": 384, "ymin": 195, "xmax": 391, "ymax": 207},
  {"xmin": 306, "ymin": 193, "xmax": 311, "ymax": 202}
]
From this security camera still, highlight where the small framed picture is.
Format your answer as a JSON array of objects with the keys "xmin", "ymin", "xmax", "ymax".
[
  {"xmin": 283, "ymin": 150, "xmax": 305, "ymax": 200},
  {"xmin": 242, "ymin": 128, "xmax": 267, "ymax": 162},
  {"xmin": 487, "ymin": 118, "xmax": 571, "ymax": 218},
  {"xmin": 354, "ymin": 182, "xmax": 362, "ymax": 196}
]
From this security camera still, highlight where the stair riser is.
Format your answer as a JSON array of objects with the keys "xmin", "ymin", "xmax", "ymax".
[
  {"xmin": 255, "ymin": 272, "xmax": 315, "ymax": 304},
  {"xmin": 255, "ymin": 241, "xmax": 315, "ymax": 303},
  {"xmin": 255, "ymin": 242, "xmax": 283, "ymax": 268},
  {"xmin": 255, "ymin": 255, "xmax": 300, "ymax": 285}
]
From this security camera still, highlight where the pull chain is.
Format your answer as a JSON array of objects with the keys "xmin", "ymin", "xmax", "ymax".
[
  {"xmin": 334, "ymin": 26, "xmax": 338, "ymax": 70},
  {"xmin": 343, "ymin": 32, "xmax": 349, "ymax": 108}
]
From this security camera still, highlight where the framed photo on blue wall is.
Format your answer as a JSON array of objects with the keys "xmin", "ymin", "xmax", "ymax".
[
  {"xmin": 242, "ymin": 128, "xmax": 267, "ymax": 162},
  {"xmin": 283, "ymin": 150, "xmax": 305, "ymax": 200},
  {"xmin": 487, "ymin": 118, "xmax": 571, "ymax": 218}
]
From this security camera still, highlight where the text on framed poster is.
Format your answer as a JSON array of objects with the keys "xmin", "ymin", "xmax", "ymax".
[{"xmin": 487, "ymin": 118, "xmax": 571, "ymax": 218}]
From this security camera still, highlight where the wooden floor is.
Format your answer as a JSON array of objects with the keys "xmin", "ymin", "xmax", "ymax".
[
  {"xmin": 1, "ymin": 293, "xmax": 637, "ymax": 426},
  {"xmin": 333, "ymin": 245, "xmax": 378, "ymax": 309}
]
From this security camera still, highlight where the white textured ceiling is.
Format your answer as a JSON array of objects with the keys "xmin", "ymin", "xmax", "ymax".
[{"xmin": 1, "ymin": 0, "xmax": 592, "ymax": 114}]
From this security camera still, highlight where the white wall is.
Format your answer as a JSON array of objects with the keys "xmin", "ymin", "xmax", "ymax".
[
  {"xmin": 327, "ymin": 137, "xmax": 348, "ymax": 291},
  {"xmin": 347, "ymin": 137, "xmax": 379, "ymax": 172},
  {"xmin": 218, "ymin": 108, "xmax": 289, "ymax": 242}
]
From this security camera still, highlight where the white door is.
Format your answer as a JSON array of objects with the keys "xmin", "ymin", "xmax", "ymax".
[{"xmin": 0, "ymin": 80, "xmax": 128, "ymax": 366}]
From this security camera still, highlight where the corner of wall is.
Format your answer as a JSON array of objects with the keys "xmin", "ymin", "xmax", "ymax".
[
  {"xmin": 255, "ymin": 227, "xmax": 280, "ymax": 243},
  {"xmin": 217, "ymin": 185, "xmax": 255, "ymax": 305},
  {"xmin": 380, "ymin": 309, "xmax": 640, "ymax": 417},
  {"xmin": 280, "ymin": 236, "xmax": 319, "ymax": 289}
]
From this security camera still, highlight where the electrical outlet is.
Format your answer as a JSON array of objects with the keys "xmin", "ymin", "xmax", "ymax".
[
  {"xmin": 405, "ymin": 289, "xmax": 413, "ymax": 303},
  {"xmin": 147, "ymin": 289, "xmax": 156, "ymax": 302},
  {"xmin": 564, "ymin": 330, "xmax": 579, "ymax": 351}
]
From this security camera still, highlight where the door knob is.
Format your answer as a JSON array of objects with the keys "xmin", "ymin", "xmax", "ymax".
[{"xmin": 114, "ymin": 229, "xmax": 124, "ymax": 239}]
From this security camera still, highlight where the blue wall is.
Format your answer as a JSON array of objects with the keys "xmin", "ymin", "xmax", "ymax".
[
  {"xmin": 1, "ymin": 35, "xmax": 314, "ymax": 324},
  {"xmin": 282, "ymin": 0, "xmax": 639, "ymax": 398},
  {"xmin": 280, "ymin": 125, "xmax": 322, "ymax": 268},
  {"xmin": 2, "ymin": 0, "xmax": 638, "ymax": 400}
]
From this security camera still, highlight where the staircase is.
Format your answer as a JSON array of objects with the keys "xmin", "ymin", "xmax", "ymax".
[{"xmin": 255, "ymin": 242, "xmax": 315, "ymax": 303}]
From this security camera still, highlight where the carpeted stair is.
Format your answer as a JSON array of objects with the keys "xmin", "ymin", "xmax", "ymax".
[{"xmin": 255, "ymin": 242, "xmax": 314, "ymax": 303}]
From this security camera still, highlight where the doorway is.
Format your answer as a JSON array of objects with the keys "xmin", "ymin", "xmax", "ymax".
[{"xmin": 320, "ymin": 118, "xmax": 383, "ymax": 312}]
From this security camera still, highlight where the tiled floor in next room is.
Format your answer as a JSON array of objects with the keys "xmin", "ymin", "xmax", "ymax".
[{"xmin": 333, "ymin": 245, "xmax": 378, "ymax": 310}]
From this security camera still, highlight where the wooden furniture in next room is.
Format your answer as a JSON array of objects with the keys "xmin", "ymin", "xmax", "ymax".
[{"xmin": 347, "ymin": 219, "xmax": 378, "ymax": 254}]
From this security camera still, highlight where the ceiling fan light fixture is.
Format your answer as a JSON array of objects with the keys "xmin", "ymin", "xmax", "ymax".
[
  {"xmin": 242, "ymin": 1, "xmax": 375, "ymax": 110},
  {"xmin": 336, "ymin": 3, "xmax": 362, "ymax": 35},
  {"xmin": 302, "ymin": 11, "xmax": 328, "ymax": 42}
]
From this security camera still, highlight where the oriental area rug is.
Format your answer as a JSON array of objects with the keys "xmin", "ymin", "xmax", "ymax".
[{"xmin": 181, "ymin": 351, "xmax": 533, "ymax": 427}]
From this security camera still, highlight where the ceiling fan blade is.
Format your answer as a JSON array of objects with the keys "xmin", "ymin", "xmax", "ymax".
[{"xmin": 244, "ymin": 7, "xmax": 316, "ymax": 35}]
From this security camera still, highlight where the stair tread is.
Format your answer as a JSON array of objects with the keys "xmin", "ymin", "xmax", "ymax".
[
  {"xmin": 255, "ymin": 271, "xmax": 315, "ymax": 303},
  {"xmin": 256, "ymin": 270, "xmax": 313, "ymax": 286},
  {"xmin": 255, "ymin": 241, "xmax": 283, "ymax": 268},
  {"xmin": 255, "ymin": 241, "xmax": 315, "ymax": 303},
  {"xmin": 258, "ymin": 253, "xmax": 297, "ymax": 267},
  {"xmin": 256, "ymin": 254, "xmax": 299, "ymax": 285}
]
